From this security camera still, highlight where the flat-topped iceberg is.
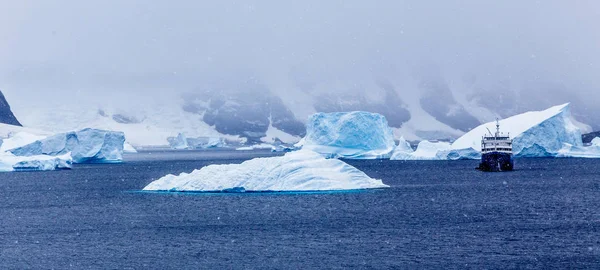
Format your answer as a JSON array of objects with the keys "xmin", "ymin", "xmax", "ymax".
[
  {"xmin": 0, "ymin": 152, "xmax": 72, "ymax": 172},
  {"xmin": 9, "ymin": 128, "xmax": 125, "ymax": 163},
  {"xmin": 167, "ymin": 133, "xmax": 225, "ymax": 150},
  {"xmin": 452, "ymin": 104, "xmax": 582, "ymax": 158},
  {"xmin": 143, "ymin": 150, "xmax": 388, "ymax": 192},
  {"xmin": 298, "ymin": 111, "xmax": 395, "ymax": 159}
]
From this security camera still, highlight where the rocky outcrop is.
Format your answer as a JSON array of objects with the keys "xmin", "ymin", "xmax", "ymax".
[{"xmin": 0, "ymin": 90, "xmax": 21, "ymax": 126}]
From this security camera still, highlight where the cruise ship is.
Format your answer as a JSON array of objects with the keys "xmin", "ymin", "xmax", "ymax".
[{"xmin": 477, "ymin": 120, "xmax": 514, "ymax": 172}]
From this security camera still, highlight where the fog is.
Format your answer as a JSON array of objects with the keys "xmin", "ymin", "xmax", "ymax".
[{"xmin": 1, "ymin": 1, "xmax": 599, "ymax": 126}]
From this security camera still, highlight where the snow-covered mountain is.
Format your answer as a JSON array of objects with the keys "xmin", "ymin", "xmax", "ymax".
[{"xmin": 2, "ymin": 77, "xmax": 598, "ymax": 147}]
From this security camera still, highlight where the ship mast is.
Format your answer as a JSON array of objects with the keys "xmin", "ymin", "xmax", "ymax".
[{"xmin": 495, "ymin": 118, "xmax": 500, "ymax": 138}]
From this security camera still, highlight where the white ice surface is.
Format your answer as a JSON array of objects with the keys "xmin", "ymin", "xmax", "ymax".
[{"xmin": 143, "ymin": 150, "xmax": 388, "ymax": 192}]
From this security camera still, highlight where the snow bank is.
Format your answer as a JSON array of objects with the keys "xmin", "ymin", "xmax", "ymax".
[
  {"xmin": 452, "ymin": 104, "xmax": 582, "ymax": 158},
  {"xmin": 298, "ymin": 112, "xmax": 396, "ymax": 159},
  {"xmin": 0, "ymin": 152, "xmax": 72, "ymax": 172},
  {"xmin": 9, "ymin": 128, "xmax": 125, "ymax": 163},
  {"xmin": 143, "ymin": 150, "xmax": 388, "ymax": 192}
]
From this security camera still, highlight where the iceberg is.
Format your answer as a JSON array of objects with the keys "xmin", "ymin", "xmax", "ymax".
[
  {"xmin": 391, "ymin": 140, "xmax": 451, "ymax": 160},
  {"xmin": 167, "ymin": 133, "xmax": 226, "ymax": 150},
  {"xmin": 0, "ymin": 152, "xmax": 72, "ymax": 172},
  {"xmin": 167, "ymin": 133, "xmax": 189, "ymax": 150},
  {"xmin": 235, "ymin": 143, "xmax": 274, "ymax": 151},
  {"xmin": 391, "ymin": 139, "xmax": 481, "ymax": 160},
  {"xmin": 298, "ymin": 111, "xmax": 396, "ymax": 159},
  {"xmin": 556, "ymin": 137, "xmax": 600, "ymax": 158},
  {"xmin": 123, "ymin": 142, "xmax": 138, "ymax": 153},
  {"xmin": 9, "ymin": 128, "xmax": 125, "ymax": 163},
  {"xmin": 143, "ymin": 150, "xmax": 388, "ymax": 192},
  {"xmin": 452, "ymin": 103, "xmax": 583, "ymax": 158}
]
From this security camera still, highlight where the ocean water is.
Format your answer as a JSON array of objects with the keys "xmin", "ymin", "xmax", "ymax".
[{"xmin": 0, "ymin": 150, "xmax": 599, "ymax": 269}]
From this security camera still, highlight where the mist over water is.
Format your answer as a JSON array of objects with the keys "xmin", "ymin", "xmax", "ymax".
[{"xmin": 1, "ymin": 1, "xmax": 599, "ymax": 130}]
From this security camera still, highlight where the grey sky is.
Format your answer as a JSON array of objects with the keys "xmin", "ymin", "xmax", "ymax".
[{"xmin": 1, "ymin": 1, "xmax": 599, "ymax": 108}]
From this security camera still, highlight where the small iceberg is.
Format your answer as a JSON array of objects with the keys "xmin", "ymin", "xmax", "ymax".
[
  {"xmin": 143, "ymin": 150, "xmax": 388, "ymax": 192},
  {"xmin": 298, "ymin": 111, "xmax": 396, "ymax": 159},
  {"xmin": 167, "ymin": 133, "xmax": 226, "ymax": 150},
  {"xmin": 391, "ymin": 140, "xmax": 459, "ymax": 160},
  {"xmin": 0, "ymin": 152, "xmax": 72, "ymax": 172},
  {"xmin": 9, "ymin": 128, "xmax": 125, "ymax": 163}
]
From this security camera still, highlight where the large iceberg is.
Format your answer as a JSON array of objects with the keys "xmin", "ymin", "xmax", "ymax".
[
  {"xmin": 392, "ymin": 103, "xmax": 590, "ymax": 160},
  {"xmin": 143, "ymin": 150, "xmax": 388, "ymax": 192},
  {"xmin": 0, "ymin": 152, "xmax": 72, "ymax": 172},
  {"xmin": 452, "ymin": 103, "xmax": 585, "ymax": 158},
  {"xmin": 9, "ymin": 128, "xmax": 125, "ymax": 163},
  {"xmin": 298, "ymin": 111, "xmax": 396, "ymax": 159}
]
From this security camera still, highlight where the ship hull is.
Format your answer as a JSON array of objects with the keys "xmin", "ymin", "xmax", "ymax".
[{"xmin": 478, "ymin": 152, "xmax": 514, "ymax": 172}]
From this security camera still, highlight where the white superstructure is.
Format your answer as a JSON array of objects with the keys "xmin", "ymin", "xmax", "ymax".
[{"xmin": 481, "ymin": 120, "xmax": 513, "ymax": 154}]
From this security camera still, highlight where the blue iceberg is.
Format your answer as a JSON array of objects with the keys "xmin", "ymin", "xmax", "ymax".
[
  {"xmin": 298, "ymin": 111, "xmax": 396, "ymax": 159},
  {"xmin": 452, "ymin": 104, "xmax": 587, "ymax": 158},
  {"xmin": 9, "ymin": 128, "xmax": 125, "ymax": 163}
]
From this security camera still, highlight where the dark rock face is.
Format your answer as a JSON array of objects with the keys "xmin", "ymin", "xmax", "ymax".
[
  {"xmin": 582, "ymin": 131, "xmax": 600, "ymax": 144},
  {"xmin": 0, "ymin": 90, "xmax": 22, "ymax": 126},
  {"xmin": 183, "ymin": 85, "xmax": 305, "ymax": 142},
  {"xmin": 313, "ymin": 85, "xmax": 411, "ymax": 128},
  {"xmin": 420, "ymin": 80, "xmax": 480, "ymax": 132}
]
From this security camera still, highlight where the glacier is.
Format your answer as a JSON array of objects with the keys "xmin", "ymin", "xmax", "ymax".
[
  {"xmin": 9, "ymin": 128, "xmax": 125, "ymax": 163},
  {"xmin": 452, "ymin": 103, "xmax": 584, "ymax": 158},
  {"xmin": 0, "ymin": 152, "xmax": 72, "ymax": 172},
  {"xmin": 298, "ymin": 111, "xmax": 396, "ymax": 159},
  {"xmin": 143, "ymin": 150, "xmax": 388, "ymax": 192}
]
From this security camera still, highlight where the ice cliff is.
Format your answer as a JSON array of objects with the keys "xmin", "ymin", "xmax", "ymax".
[
  {"xmin": 298, "ymin": 112, "xmax": 396, "ymax": 159},
  {"xmin": 143, "ymin": 150, "xmax": 388, "ymax": 192},
  {"xmin": 9, "ymin": 128, "xmax": 125, "ymax": 163}
]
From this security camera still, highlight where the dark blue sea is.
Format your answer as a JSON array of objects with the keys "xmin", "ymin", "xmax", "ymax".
[{"xmin": 1, "ymin": 150, "xmax": 599, "ymax": 269}]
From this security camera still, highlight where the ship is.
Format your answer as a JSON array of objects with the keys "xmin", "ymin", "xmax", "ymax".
[{"xmin": 477, "ymin": 120, "xmax": 514, "ymax": 172}]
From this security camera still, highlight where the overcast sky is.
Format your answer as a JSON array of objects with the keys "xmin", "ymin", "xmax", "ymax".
[{"xmin": 1, "ymin": 1, "xmax": 599, "ymax": 107}]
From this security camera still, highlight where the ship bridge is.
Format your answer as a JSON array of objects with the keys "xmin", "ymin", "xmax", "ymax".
[{"xmin": 481, "ymin": 120, "xmax": 513, "ymax": 154}]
